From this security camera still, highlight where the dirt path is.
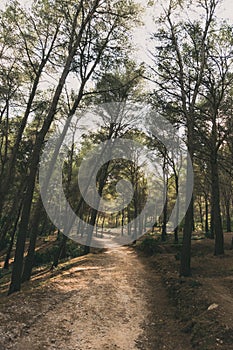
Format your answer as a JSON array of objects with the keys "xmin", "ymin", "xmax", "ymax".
[{"xmin": 2, "ymin": 247, "xmax": 192, "ymax": 350}]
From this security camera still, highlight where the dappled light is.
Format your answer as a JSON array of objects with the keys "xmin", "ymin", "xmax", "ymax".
[{"xmin": 0, "ymin": 0, "xmax": 233, "ymax": 349}]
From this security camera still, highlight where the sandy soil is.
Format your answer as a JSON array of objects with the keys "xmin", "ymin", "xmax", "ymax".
[
  {"xmin": 1, "ymin": 233, "xmax": 233, "ymax": 350},
  {"xmin": 0, "ymin": 246, "xmax": 192, "ymax": 350},
  {"xmin": 152, "ymin": 233, "xmax": 233, "ymax": 350}
]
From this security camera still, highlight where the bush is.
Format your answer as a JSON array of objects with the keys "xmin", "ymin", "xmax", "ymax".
[
  {"xmin": 66, "ymin": 240, "xmax": 85, "ymax": 259},
  {"xmin": 205, "ymin": 231, "xmax": 214, "ymax": 239},
  {"xmin": 33, "ymin": 240, "xmax": 85, "ymax": 266},
  {"xmin": 138, "ymin": 236, "xmax": 161, "ymax": 255},
  {"xmin": 0, "ymin": 233, "xmax": 11, "ymax": 251}
]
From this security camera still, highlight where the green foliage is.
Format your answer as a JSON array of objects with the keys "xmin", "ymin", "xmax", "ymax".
[
  {"xmin": 0, "ymin": 233, "xmax": 10, "ymax": 251},
  {"xmin": 205, "ymin": 231, "xmax": 214, "ymax": 239},
  {"xmin": 33, "ymin": 241, "xmax": 85, "ymax": 266},
  {"xmin": 137, "ymin": 236, "xmax": 161, "ymax": 255}
]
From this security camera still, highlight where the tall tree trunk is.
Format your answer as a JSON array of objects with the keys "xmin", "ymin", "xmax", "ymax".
[
  {"xmin": 121, "ymin": 209, "xmax": 125, "ymax": 236},
  {"xmin": 52, "ymin": 234, "xmax": 68, "ymax": 269},
  {"xmin": 84, "ymin": 122, "xmax": 116, "ymax": 250},
  {"xmin": 211, "ymin": 153, "xmax": 224, "ymax": 255},
  {"xmin": 180, "ymin": 116, "xmax": 194, "ymax": 277},
  {"xmin": 225, "ymin": 199, "xmax": 232, "ymax": 233},
  {"xmin": 0, "ymin": 28, "xmax": 59, "ymax": 217},
  {"xmin": 101, "ymin": 215, "xmax": 105, "ymax": 237},
  {"xmin": 8, "ymin": 1, "xmax": 103, "ymax": 294},
  {"xmin": 21, "ymin": 199, "xmax": 43, "ymax": 282},
  {"xmin": 210, "ymin": 200, "xmax": 215, "ymax": 238},
  {"xmin": 161, "ymin": 197, "xmax": 168, "ymax": 242},
  {"xmin": 198, "ymin": 198, "xmax": 204, "ymax": 231},
  {"xmin": 173, "ymin": 175, "xmax": 179, "ymax": 243},
  {"xmin": 0, "ymin": 181, "xmax": 26, "ymax": 243},
  {"xmin": 8, "ymin": 151, "xmax": 40, "ymax": 294},
  {"xmin": 3, "ymin": 201, "xmax": 22, "ymax": 270},
  {"xmin": 205, "ymin": 196, "xmax": 209, "ymax": 234},
  {"xmin": 8, "ymin": 29, "xmax": 84, "ymax": 295},
  {"xmin": 127, "ymin": 208, "xmax": 132, "ymax": 236},
  {"xmin": 84, "ymin": 158, "xmax": 112, "ymax": 249},
  {"xmin": 161, "ymin": 163, "xmax": 168, "ymax": 242}
]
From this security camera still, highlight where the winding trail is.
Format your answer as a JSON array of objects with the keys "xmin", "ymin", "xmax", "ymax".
[{"xmin": 4, "ymin": 247, "xmax": 192, "ymax": 350}]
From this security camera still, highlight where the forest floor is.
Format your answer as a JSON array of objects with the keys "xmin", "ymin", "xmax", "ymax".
[{"xmin": 0, "ymin": 233, "xmax": 232, "ymax": 350}]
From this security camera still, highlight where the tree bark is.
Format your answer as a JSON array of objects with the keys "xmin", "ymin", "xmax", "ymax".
[
  {"xmin": 205, "ymin": 196, "xmax": 209, "ymax": 234},
  {"xmin": 0, "ymin": 25, "xmax": 59, "ymax": 216},
  {"xmin": 225, "ymin": 200, "xmax": 232, "ymax": 233},
  {"xmin": 8, "ymin": 5, "xmax": 89, "ymax": 294},
  {"xmin": 3, "ymin": 201, "xmax": 22, "ymax": 270},
  {"xmin": 52, "ymin": 234, "xmax": 68, "ymax": 269},
  {"xmin": 211, "ymin": 153, "xmax": 224, "ymax": 255},
  {"xmin": 173, "ymin": 175, "xmax": 179, "ymax": 243},
  {"xmin": 180, "ymin": 116, "xmax": 194, "ymax": 277},
  {"xmin": 161, "ymin": 198, "xmax": 168, "ymax": 242},
  {"xmin": 21, "ymin": 199, "xmax": 43, "ymax": 282}
]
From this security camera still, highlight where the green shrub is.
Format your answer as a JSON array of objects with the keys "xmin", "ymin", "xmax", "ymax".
[
  {"xmin": 205, "ymin": 231, "xmax": 214, "ymax": 239},
  {"xmin": 138, "ymin": 236, "xmax": 161, "ymax": 255},
  {"xmin": 33, "ymin": 241, "xmax": 85, "ymax": 266},
  {"xmin": 0, "ymin": 233, "xmax": 11, "ymax": 251}
]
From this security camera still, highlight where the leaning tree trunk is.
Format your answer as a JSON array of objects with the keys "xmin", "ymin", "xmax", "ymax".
[
  {"xmin": 21, "ymin": 199, "xmax": 43, "ymax": 282},
  {"xmin": 52, "ymin": 234, "xmax": 68, "ymax": 269},
  {"xmin": 8, "ymin": 42, "xmax": 84, "ymax": 295},
  {"xmin": 3, "ymin": 201, "xmax": 23, "ymax": 270},
  {"xmin": 0, "ymin": 33, "xmax": 59, "ymax": 218},
  {"xmin": 8, "ymin": 140, "xmax": 43, "ymax": 294},
  {"xmin": 7, "ymin": 1, "xmax": 96, "ymax": 294},
  {"xmin": 0, "ymin": 181, "xmax": 26, "ymax": 243},
  {"xmin": 22, "ymin": 116, "xmax": 77, "ymax": 280}
]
